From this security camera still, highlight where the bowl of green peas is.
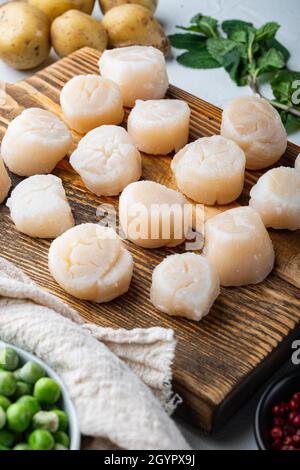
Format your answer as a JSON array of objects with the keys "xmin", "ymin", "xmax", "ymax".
[{"xmin": 0, "ymin": 341, "xmax": 81, "ymax": 450}]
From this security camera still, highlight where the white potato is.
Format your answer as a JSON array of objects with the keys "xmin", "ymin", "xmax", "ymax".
[
  {"xmin": 70, "ymin": 125, "xmax": 142, "ymax": 196},
  {"xmin": 119, "ymin": 180, "xmax": 189, "ymax": 248},
  {"xmin": 150, "ymin": 253, "xmax": 220, "ymax": 321},
  {"xmin": 48, "ymin": 223, "xmax": 133, "ymax": 302},
  {"xmin": 295, "ymin": 154, "xmax": 300, "ymax": 171},
  {"xmin": 221, "ymin": 96, "xmax": 287, "ymax": 170},
  {"xmin": 0, "ymin": 158, "xmax": 11, "ymax": 204},
  {"xmin": 127, "ymin": 99, "xmax": 190, "ymax": 155},
  {"xmin": 99, "ymin": 46, "xmax": 169, "ymax": 107},
  {"xmin": 171, "ymin": 135, "xmax": 246, "ymax": 205},
  {"xmin": 1, "ymin": 108, "xmax": 72, "ymax": 176},
  {"xmin": 6, "ymin": 175, "xmax": 74, "ymax": 238},
  {"xmin": 60, "ymin": 74, "xmax": 124, "ymax": 134},
  {"xmin": 249, "ymin": 167, "xmax": 300, "ymax": 231},
  {"xmin": 204, "ymin": 206, "xmax": 275, "ymax": 287}
]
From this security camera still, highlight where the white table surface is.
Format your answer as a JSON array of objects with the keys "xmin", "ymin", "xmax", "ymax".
[{"xmin": 0, "ymin": 0, "xmax": 299, "ymax": 450}]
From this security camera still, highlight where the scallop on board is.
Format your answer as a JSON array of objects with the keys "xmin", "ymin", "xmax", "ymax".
[
  {"xmin": 204, "ymin": 206, "xmax": 275, "ymax": 287},
  {"xmin": 0, "ymin": 158, "xmax": 11, "ymax": 204},
  {"xmin": 1, "ymin": 108, "xmax": 72, "ymax": 177},
  {"xmin": 151, "ymin": 253, "xmax": 220, "ymax": 321},
  {"xmin": 171, "ymin": 135, "xmax": 246, "ymax": 205},
  {"xmin": 221, "ymin": 96, "xmax": 287, "ymax": 170},
  {"xmin": 60, "ymin": 74, "xmax": 124, "ymax": 134},
  {"xmin": 70, "ymin": 125, "xmax": 142, "ymax": 197},
  {"xmin": 249, "ymin": 167, "xmax": 300, "ymax": 231},
  {"xmin": 127, "ymin": 99, "xmax": 190, "ymax": 155},
  {"xmin": 99, "ymin": 46, "xmax": 169, "ymax": 107},
  {"xmin": 119, "ymin": 180, "xmax": 189, "ymax": 249},
  {"xmin": 48, "ymin": 224, "xmax": 133, "ymax": 302},
  {"xmin": 6, "ymin": 175, "xmax": 74, "ymax": 239}
]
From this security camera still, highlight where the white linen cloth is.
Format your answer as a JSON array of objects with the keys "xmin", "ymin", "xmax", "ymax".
[{"xmin": 0, "ymin": 257, "xmax": 189, "ymax": 450}]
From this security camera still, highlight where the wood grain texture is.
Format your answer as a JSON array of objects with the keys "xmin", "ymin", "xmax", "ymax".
[{"xmin": 0, "ymin": 47, "xmax": 300, "ymax": 432}]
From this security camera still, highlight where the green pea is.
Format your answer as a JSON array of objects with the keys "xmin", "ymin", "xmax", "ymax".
[
  {"xmin": 0, "ymin": 444, "xmax": 9, "ymax": 450},
  {"xmin": 52, "ymin": 409, "xmax": 68, "ymax": 432},
  {"xmin": 0, "ymin": 429, "xmax": 15, "ymax": 448},
  {"xmin": 0, "ymin": 406, "xmax": 6, "ymax": 430},
  {"xmin": 0, "ymin": 396, "xmax": 11, "ymax": 411},
  {"xmin": 13, "ymin": 381, "xmax": 32, "ymax": 399},
  {"xmin": 34, "ymin": 378, "xmax": 61, "ymax": 405},
  {"xmin": 6, "ymin": 403, "xmax": 32, "ymax": 432},
  {"xmin": 28, "ymin": 429, "xmax": 54, "ymax": 450},
  {"xmin": 54, "ymin": 431, "xmax": 69, "ymax": 449},
  {"xmin": 13, "ymin": 443, "xmax": 30, "ymax": 450},
  {"xmin": 13, "ymin": 369, "xmax": 22, "ymax": 381},
  {"xmin": 54, "ymin": 443, "xmax": 67, "ymax": 450},
  {"xmin": 32, "ymin": 411, "xmax": 59, "ymax": 433},
  {"xmin": 0, "ymin": 371, "xmax": 16, "ymax": 397},
  {"xmin": 17, "ymin": 395, "xmax": 40, "ymax": 417},
  {"xmin": 0, "ymin": 348, "xmax": 19, "ymax": 371},
  {"xmin": 20, "ymin": 361, "xmax": 45, "ymax": 385}
]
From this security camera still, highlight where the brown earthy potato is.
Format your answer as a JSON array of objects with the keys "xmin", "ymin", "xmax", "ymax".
[
  {"xmin": 102, "ymin": 4, "xmax": 169, "ymax": 55},
  {"xmin": 99, "ymin": 0, "xmax": 157, "ymax": 14},
  {"xmin": 28, "ymin": 0, "xmax": 95, "ymax": 22},
  {"xmin": 51, "ymin": 10, "xmax": 108, "ymax": 58},
  {"xmin": 0, "ymin": 2, "xmax": 50, "ymax": 70}
]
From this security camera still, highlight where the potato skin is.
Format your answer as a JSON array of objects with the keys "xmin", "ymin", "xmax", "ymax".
[
  {"xmin": 0, "ymin": 2, "xmax": 50, "ymax": 70},
  {"xmin": 99, "ymin": 0, "xmax": 157, "ymax": 14},
  {"xmin": 103, "ymin": 4, "xmax": 169, "ymax": 56},
  {"xmin": 51, "ymin": 10, "xmax": 108, "ymax": 58},
  {"xmin": 28, "ymin": 0, "xmax": 96, "ymax": 22}
]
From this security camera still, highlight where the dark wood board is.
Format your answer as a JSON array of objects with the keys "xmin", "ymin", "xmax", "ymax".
[{"xmin": 0, "ymin": 47, "xmax": 299, "ymax": 432}]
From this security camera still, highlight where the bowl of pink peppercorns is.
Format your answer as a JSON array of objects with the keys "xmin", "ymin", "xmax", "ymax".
[{"xmin": 255, "ymin": 371, "xmax": 300, "ymax": 450}]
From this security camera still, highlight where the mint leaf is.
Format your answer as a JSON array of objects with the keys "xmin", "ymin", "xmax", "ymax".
[
  {"xmin": 257, "ymin": 48, "xmax": 285, "ymax": 75},
  {"xmin": 176, "ymin": 49, "xmax": 221, "ymax": 69},
  {"xmin": 278, "ymin": 111, "xmax": 300, "ymax": 132},
  {"xmin": 262, "ymin": 38, "xmax": 290, "ymax": 61},
  {"xmin": 207, "ymin": 38, "xmax": 237, "ymax": 64},
  {"xmin": 223, "ymin": 48, "xmax": 241, "ymax": 82},
  {"xmin": 222, "ymin": 19, "xmax": 255, "ymax": 36},
  {"xmin": 271, "ymin": 69, "xmax": 300, "ymax": 103},
  {"xmin": 230, "ymin": 30, "xmax": 247, "ymax": 43},
  {"xmin": 255, "ymin": 22, "xmax": 280, "ymax": 42},
  {"xmin": 190, "ymin": 14, "xmax": 220, "ymax": 38},
  {"xmin": 169, "ymin": 33, "xmax": 206, "ymax": 50}
]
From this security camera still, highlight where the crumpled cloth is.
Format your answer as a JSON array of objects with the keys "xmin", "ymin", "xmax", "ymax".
[{"xmin": 0, "ymin": 257, "xmax": 189, "ymax": 450}]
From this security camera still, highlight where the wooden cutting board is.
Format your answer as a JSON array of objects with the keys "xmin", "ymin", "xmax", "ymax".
[{"xmin": 0, "ymin": 47, "xmax": 299, "ymax": 432}]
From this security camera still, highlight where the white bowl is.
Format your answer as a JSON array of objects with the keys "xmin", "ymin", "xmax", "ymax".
[{"xmin": 0, "ymin": 340, "xmax": 81, "ymax": 450}]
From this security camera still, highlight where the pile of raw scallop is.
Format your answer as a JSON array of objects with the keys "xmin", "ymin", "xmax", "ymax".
[{"xmin": 0, "ymin": 45, "xmax": 299, "ymax": 322}]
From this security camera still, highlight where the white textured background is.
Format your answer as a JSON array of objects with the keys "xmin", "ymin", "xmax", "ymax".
[{"xmin": 0, "ymin": 0, "xmax": 299, "ymax": 450}]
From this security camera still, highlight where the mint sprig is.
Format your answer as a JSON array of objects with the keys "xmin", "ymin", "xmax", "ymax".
[{"xmin": 169, "ymin": 15, "xmax": 300, "ymax": 132}]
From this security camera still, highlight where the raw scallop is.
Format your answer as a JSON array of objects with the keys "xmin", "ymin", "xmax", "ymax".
[
  {"xmin": 127, "ymin": 99, "xmax": 190, "ymax": 155},
  {"xmin": 60, "ymin": 74, "xmax": 124, "ymax": 134},
  {"xmin": 119, "ymin": 180, "xmax": 189, "ymax": 248},
  {"xmin": 249, "ymin": 167, "xmax": 300, "ymax": 231},
  {"xmin": 204, "ymin": 206, "xmax": 275, "ymax": 286},
  {"xmin": 0, "ymin": 158, "xmax": 11, "ymax": 204},
  {"xmin": 150, "ymin": 253, "xmax": 220, "ymax": 321},
  {"xmin": 99, "ymin": 46, "xmax": 169, "ymax": 107},
  {"xmin": 221, "ymin": 96, "xmax": 287, "ymax": 170},
  {"xmin": 48, "ymin": 223, "xmax": 133, "ymax": 302},
  {"xmin": 171, "ymin": 135, "xmax": 246, "ymax": 205},
  {"xmin": 70, "ymin": 125, "xmax": 142, "ymax": 196},
  {"xmin": 1, "ymin": 108, "xmax": 72, "ymax": 176},
  {"xmin": 6, "ymin": 175, "xmax": 74, "ymax": 238},
  {"xmin": 295, "ymin": 154, "xmax": 300, "ymax": 171}
]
